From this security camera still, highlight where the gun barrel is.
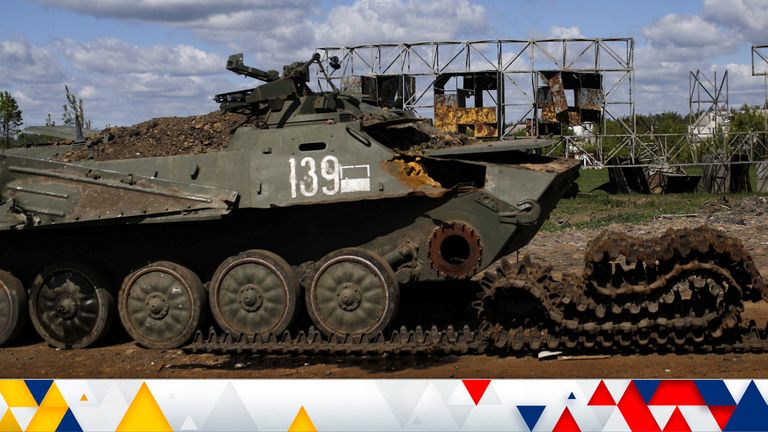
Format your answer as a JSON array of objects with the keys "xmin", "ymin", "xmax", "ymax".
[{"xmin": 226, "ymin": 54, "xmax": 280, "ymax": 82}]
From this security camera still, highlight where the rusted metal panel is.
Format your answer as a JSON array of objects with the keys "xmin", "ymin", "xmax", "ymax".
[
  {"xmin": 576, "ymin": 88, "xmax": 604, "ymax": 111},
  {"xmin": 537, "ymin": 71, "xmax": 604, "ymax": 126},
  {"xmin": 542, "ymin": 72, "xmax": 568, "ymax": 114},
  {"xmin": 434, "ymin": 94, "xmax": 497, "ymax": 138},
  {"xmin": 757, "ymin": 161, "xmax": 768, "ymax": 193},
  {"xmin": 536, "ymin": 87, "xmax": 557, "ymax": 123},
  {"xmin": 341, "ymin": 76, "xmax": 364, "ymax": 94}
]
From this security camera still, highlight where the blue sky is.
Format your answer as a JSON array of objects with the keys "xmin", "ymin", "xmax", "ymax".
[{"xmin": 1, "ymin": 0, "xmax": 767, "ymax": 128}]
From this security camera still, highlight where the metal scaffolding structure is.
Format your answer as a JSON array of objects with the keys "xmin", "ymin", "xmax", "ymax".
[
  {"xmin": 311, "ymin": 39, "xmax": 768, "ymax": 171},
  {"xmin": 753, "ymin": 44, "xmax": 768, "ymax": 130},
  {"xmin": 689, "ymin": 69, "xmax": 729, "ymax": 140},
  {"xmin": 315, "ymin": 38, "xmax": 635, "ymax": 140}
]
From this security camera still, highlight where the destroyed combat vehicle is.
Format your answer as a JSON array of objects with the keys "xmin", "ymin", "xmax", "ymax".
[
  {"xmin": 1, "ymin": 53, "xmax": 766, "ymax": 356},
  {"xmin": 0, "ymin": 53, "xmax": 579, "ymax": 350}
]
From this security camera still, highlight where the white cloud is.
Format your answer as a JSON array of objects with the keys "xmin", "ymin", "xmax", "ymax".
[
  {"xmin": 1, "ymin": 37, "xmax": 232, "ymax": 128},
  {"xmin": 0, "ymin": 40, "xmax": 65, "ymax": 85},
  {"xmin": 316, "ymin": 0, "xmax": 486, "ymax": 45},
  {"xmin": 549, "ymin": 26, "xmax": 583, "ymax": 39},
  {"xmin": 54, "ymin": 38, "xmax": 224, "ymax": 76},
  {"xmin": 643, "ymin": 14, "xmax": 731, "ymax": 48},
  {"xmin": 703, "ymin": 0, "xmax": 768, "ymax": 42},
  {"xmin": 36, "ymin": 0, "xmax": 310, "ymax": 23},
  {"xmin": 633, "ymin": 12, "xmax": 747, "ymax": 113}
]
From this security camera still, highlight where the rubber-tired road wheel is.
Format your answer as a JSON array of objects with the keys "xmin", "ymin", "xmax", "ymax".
[
  {"xmin": 28, "ymin": 263, "xmax": 114, "ymax": 349},
  {"xmin": 0, "ymin": 270, "xmax": 27, "ymax": 346},
  {"xmin": 119, "ymin": 261, "xmax": 205, "ymax": 349},
  {"xmin": 306, "ymin": 248, "xmax": 399, "ymax": 336},
  {"xmin": 210, "ymin": 250, "xmax": 299, "ymax": 336}
]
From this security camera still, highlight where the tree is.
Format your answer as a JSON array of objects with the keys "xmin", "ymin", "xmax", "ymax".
[
  {"xmin": 730, "ymin": 104, "xmax": 766, "ymax": 133},
  {"xmin": 0, "ymin": 91, "xmax": 23, "ymax": 148},
  {"xmin": 61, "ymin": 85, "xmax": 91, "ymax": 130}
]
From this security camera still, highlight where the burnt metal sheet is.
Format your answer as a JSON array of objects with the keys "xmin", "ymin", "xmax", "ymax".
[
  {"xmin": 541, "ymin": 72, "xmax": 568, "ymax": 114},
  {"xmin": 576, "ymin": 88, "xmax": 604, "ymax": 111},
  {"xmin": 537, "ymin": 71, "xmax": 604, "ymax": 126},
  {"xmin": 342, "ymin": 75, "xmax": 414, "ymax": 108},
  {"xmin": 434, "ymin": 94, "xmax": 497, "ymax": 139}
]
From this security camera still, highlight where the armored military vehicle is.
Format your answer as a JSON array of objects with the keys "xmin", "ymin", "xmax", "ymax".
[
  {"xmin": 2, "ymin": 54, "xmax": 767, "ymax": 356},
  {"xmin": 0, "ymin": 53, "xmax": 580, "ymax": 350}
]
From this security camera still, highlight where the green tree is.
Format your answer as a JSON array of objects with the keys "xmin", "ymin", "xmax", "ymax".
[
  {"xmin": 61, "ymin": 85, "xmax": 91, "ymax": 129},
  {"xmin": 0, "ymin": 91, "xmax": 23, "ymax": 148},
  {"xmin": 730, "ymin": 104, "xmax": 766, "ymax": 132}
]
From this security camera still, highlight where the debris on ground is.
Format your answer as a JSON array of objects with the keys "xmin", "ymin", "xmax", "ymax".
[
  {"xmin": 700, "ymin": 196, "xmax": 768, "ymax": 216},
  {"xmin": 56, "ymin": 110, "xmax": 478, "ymax": 162},
  {"xmin": 57, "ymin": 111, "xmax": 245, "ymax": 162}
]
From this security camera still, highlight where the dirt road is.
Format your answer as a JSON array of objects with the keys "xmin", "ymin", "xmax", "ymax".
[{"xmin": 2, "ymin": 200, "xmax": 768, "ymax": 379}]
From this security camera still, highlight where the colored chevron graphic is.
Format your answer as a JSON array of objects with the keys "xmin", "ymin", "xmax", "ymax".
[{"xmin": 0, "ymin": 379, "xmax": 764, "ymax": 431}]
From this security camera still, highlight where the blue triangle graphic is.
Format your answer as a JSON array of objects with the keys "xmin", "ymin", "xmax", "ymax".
[
  {"xmin": 568, "ymin": 392, "xmax": 576, "ymax": 400},
  {"xmin": 634, "ymin": 380, "xmax": 660, "ymax": 404},
  {"xmin": 517, "ymin": 405, "xmax": 546, "ymax": 431},
  {"xmin": 56, "ymin": 408, "xmax": 83, "ymax": 432},
  {"xmin": 725, "ymin": 381, "xmax": 768, "ymax": 431},
  {"xmin": 24, "ymin": 380, "xmax": 54, "ymax": 405},
  {"xmin": 695, "ymin": 380, "xmax": 736, "ymax": 406}
]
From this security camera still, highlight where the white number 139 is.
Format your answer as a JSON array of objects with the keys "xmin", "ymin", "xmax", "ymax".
[{"xmin": 289, "ymin": 156, "xmax": 340, "ymax": 198}]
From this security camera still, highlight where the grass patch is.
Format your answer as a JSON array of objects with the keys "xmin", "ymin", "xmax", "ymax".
[
  {"xmin": 542, "ymin": 164, "xmax": 766, "ymax": 232},
  {"xmin": 542, "ymin": 192, "xmax": 756, "ymax": 232}
]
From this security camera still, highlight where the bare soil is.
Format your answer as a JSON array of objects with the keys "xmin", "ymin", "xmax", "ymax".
[
  {"xmin": 56, "ymin": 111, "xmax": 245, "ymax": 162},
  {"xmin": 54, "ymin": 110, "xmax": 475, "ymax": 163},
  {"xmin": 2, "ymin": 195, "xmax": 768, "ymax": 378}
]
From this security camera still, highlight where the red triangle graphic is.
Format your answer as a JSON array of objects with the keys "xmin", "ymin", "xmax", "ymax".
[
  {"xmin": 617, "ymin": 381, "xmax": 661, "ymax": 432},
  {"xmin": 709, "ymin": 405, "xmax": 736, "ymax": 431},
  {"xmin": 553, "ymin": 407, "xmax": 581, "ymax": 432},
  {"xmin": 663, "ymin": 407, "xmax": 691, "ymax": 432},
  {"xmin": 650, "ymin": 381, "xmax": 705, "ymax": 406},
  {"xmin": 589, "ymin": 380, "xmax": 616, "ymax": 406},
  {"xmin": 462, "ymin": 379, "xmax": 491, "ymax": 405}
]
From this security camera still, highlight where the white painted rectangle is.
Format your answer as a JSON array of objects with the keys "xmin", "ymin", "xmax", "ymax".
[
  {"xmin": 341, "ymin": 178, "xmax": 371, "ymax": 193},
  {"xmin": 340, "ymin": 165, "xmax": 371, "ymax": 193}
]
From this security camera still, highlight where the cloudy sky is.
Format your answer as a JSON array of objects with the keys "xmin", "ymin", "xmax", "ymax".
[{"xmin": 1, "ymin": 0, "xmax": 767, "ymax": 128}]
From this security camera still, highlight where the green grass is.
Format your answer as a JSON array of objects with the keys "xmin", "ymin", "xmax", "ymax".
[{"xmin": 540, "ymin": 165, "xmax": 767, "ymax": 232}]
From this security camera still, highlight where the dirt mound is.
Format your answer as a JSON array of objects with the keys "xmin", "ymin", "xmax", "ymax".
[
  {"xmin": 56, "ymin": 109, "xmax": 477, "ymax": 163},
  {"xmin": 700, "ymin": 196, "xmax": 768, "ymax": 224},
  {"xmin": 58, "ymin": 111, "xmax": 245, "ymax": 162}
]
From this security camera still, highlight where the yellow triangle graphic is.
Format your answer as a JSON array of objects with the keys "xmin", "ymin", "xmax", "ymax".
[
  {"xmin": 39, "ymin": 382, "xmax": 68, "ymax": 408},
  {"xmin": 288, "ymin": 406, "xmax": 317, "ymax": 432},
  {"xmin": 26, "ymin": 407, "xmax": 68, "ymax": 432},
  {"xmin": 0, "ymin": 381, "xmax": 37, "ymax": 407},
  {"xmin": 26, "ymin": 381, "xmax": 70, "ymax": 430},
  {"xmin": 80, "ymin": 394, "xmax": 88, "ymax": 402},
  {"xmin": 116, "ymin": 382, "xmax": 172, "ymax": 432},
  {"xmin": 0, "ymin": 409, "xmax": 22, "ymax": 432}
]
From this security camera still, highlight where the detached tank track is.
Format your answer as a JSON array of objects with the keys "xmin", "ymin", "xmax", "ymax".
[{"xmin": 188, "ymin": 227, "xmax": 768, "ymax": 356}]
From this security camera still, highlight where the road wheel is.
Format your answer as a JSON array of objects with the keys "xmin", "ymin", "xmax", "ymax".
[
  {"xmin": 119, "ymin": 261, "xmax": 205, "ymax": 349},
  {"xmin": 0, "ymin": 270, "xmax": 27, "ymax": 346},
  {"xmin": 210, "ymin": 250, "xmax": 299, "ymax": 336},
  {"xmin": 29, "ymin": 263, "xmax": 114, "ymax": 349},
  {"xmin": 306, "ymin": 248, "xmax": 399, "ymax": 336}
]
